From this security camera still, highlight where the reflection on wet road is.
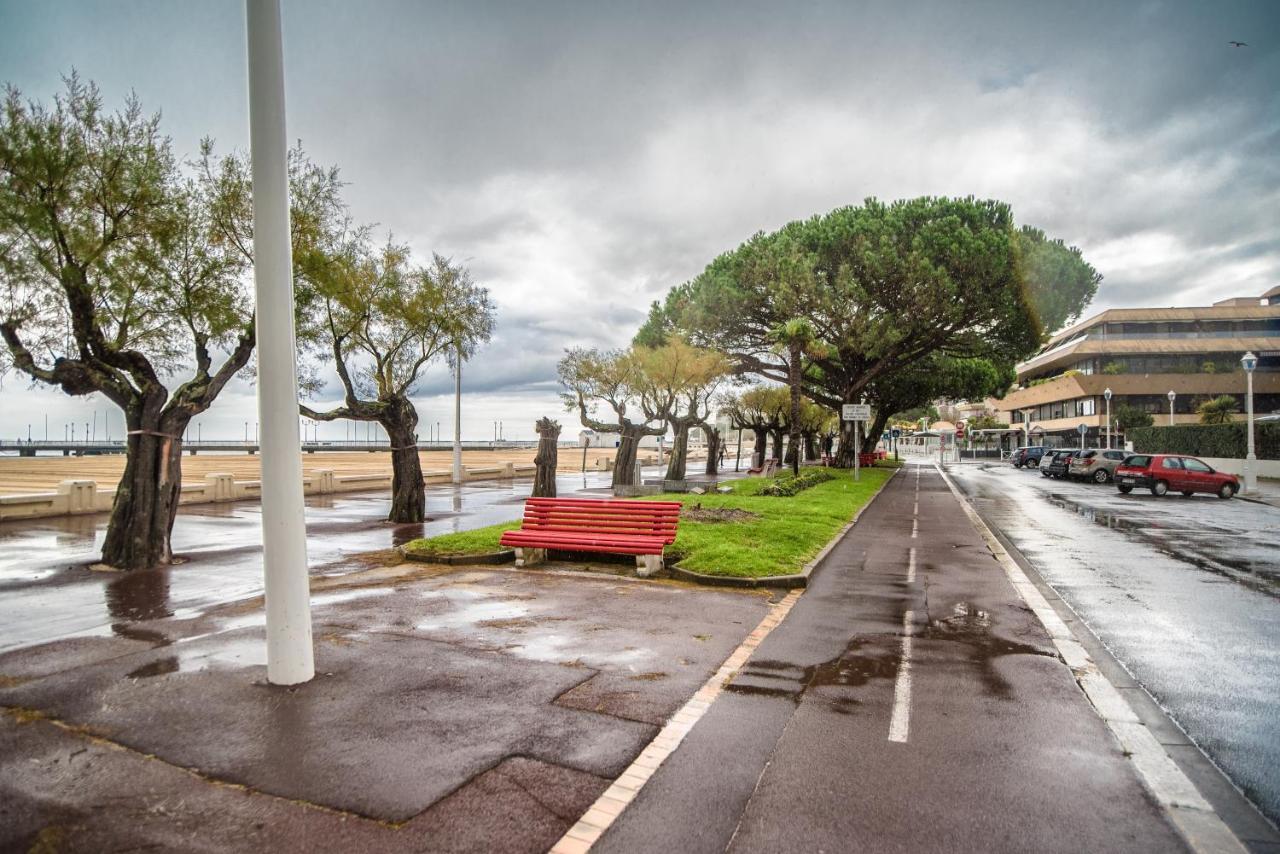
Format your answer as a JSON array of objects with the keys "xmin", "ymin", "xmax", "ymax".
[
  {"xmin": 949, "ymin": 461, "xmax": 1280, "ymax": 826},
  {"xmin": 0, "ymin": 470, "xmax": 648, "ymax": 653}
]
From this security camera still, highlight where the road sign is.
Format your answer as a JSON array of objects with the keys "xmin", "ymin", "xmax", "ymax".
[
  {"xmin": 955, "ymin": 421, "xmax": 966, "ymax": 440},
  {"xmin": 842, "ymin": 404, "xmax": 871, "ymax": 421},
  {"xmin": 891, "ymin": 428, "xmax": 901, "ymax": 438},
  {"xmin": 1077, "ymin": 423, "xmax": 1087, "ymax": 435}
]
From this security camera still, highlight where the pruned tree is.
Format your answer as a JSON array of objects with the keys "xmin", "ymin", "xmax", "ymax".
[
  {"xmin": 720, "ymin": 385, "xmax": 789, "ymax": 468},
  {"xmin": 558, "ymin": 347, "xmax": 665, "ymax": 490},
  {"xmin": 771, "ymin": 317, "xmax": 819, "ymax": 474},
  {"xmin": 0, "ymin": 76, "xmax": 282, "ymax": 569},
  {"xmin": 532, "ymin": 417, "xmax": 561, "ymax": 497},
  {"xmin": 630, "ymin": 337, "xmax": 731, "ymax": 482},
  {"xmin": 298, "ymin": 243, "xmax": 494, "ymax": 522}
]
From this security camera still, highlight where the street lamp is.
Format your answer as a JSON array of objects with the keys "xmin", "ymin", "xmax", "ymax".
[
  {"xmin": 1167, "ymin": 390, "xmax": 1176, "ymax": 426},
  {"xmin": 1242, "ymin": 351, "xmax": 1257, "ymax": 494},
  {"xmin": 1104, "ymin": 388, "xmax": 1112, "ymax": 450}
]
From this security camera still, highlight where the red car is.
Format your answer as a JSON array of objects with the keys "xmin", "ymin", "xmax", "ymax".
[{"xmin": 1113, "ymin": 454, "xmax": 1240, "ymax": 499}]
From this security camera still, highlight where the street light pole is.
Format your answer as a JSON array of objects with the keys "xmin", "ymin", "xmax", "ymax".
[
  {"xmin": 1104, "ymin": 388, "xmax": 1112, "ymax": 450},
  {"xmin": 1167, "ymin": 390, "xmax": 1176, "ymax": 427},
  {"xmin": 452, "ymin": 342, "xmax": 463, "ymax": 485},
  {"xmin": 1242, "ymin": 352, "xmax": 1257, "ymax": 494},
  {"xmin": 246, "ymin": 0, "xmax": 313, "ymax": 686}
]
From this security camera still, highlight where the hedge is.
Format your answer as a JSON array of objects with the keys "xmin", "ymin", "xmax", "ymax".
[
  {"xmin": 759, "ymin": 467, "xmax": 837, "ymax": 496},
  {"xmin": 1127, "ymin": 422, "xmax": 1279, "ymax": 460}
]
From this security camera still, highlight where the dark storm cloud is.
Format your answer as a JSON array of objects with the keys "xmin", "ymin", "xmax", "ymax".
[{"xmin": 1, "ymin": 0, "xmax": 1277, "ymax": 438}]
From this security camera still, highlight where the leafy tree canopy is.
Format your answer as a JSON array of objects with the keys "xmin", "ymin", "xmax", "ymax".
[
  {"xmin": 638, "ymin": 197, "xmax": 1042, "ymax": 413},
  {"xmin": 1017, "ymin": 226, "xmax": 1101, "ymax": 334}
]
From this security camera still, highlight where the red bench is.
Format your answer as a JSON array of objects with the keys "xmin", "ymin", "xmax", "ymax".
[
  {"xmin": 858, "ymin": 452, "xmax": 878, "ymax": 468},
  {"xmin": 500, "ymin": 497, "xmax": 682, "ymax": 577}
]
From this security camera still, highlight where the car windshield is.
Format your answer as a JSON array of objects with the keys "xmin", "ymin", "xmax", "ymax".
[{"xmin": 1123, "ymin": 455, "xmax": 1151, "ymax": 467}]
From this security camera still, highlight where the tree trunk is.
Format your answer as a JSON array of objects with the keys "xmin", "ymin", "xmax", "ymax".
[
  {"xmin": 665, "ymin": 422, "xmax": 690, "ymax": 481},
  {"xmin": 784, "ymin": 438, "xmax": 798, "ymax": 467},
  {"xmin": 804, "ymin": 433, "xmax": 819, "ymax": 461},
  {"xmin": 770, "ymin": 429, "xmax": 784, "ymax": 463},
  {"xmin": 753, "ymin": 427, "xmax": 768, "ymax": 468},
  {"xmin": 611, "ymin": 425, "xmax": 643, "ymax": 489},
  {"xmin": 532, "ymin": 417, "xmax": 560, "ymax": 497},
  {"xmin": 100, "ymin": 405, "xmax": 188, "ymax": 570},
  {"xmin": 383, "ymin": 398, "xmax": 425, "ymax": 523},
  {"xmin": 833, "ymin": 417, "xmax": 859, "ymax": 468},
  {"xmin": 788, "ymin": 342, "xmax": 801, "ymax": 475},
  {"xmin": 704, "ymin": 425, "xmax": 721, "ymax": 476},
  {"xmin": 862, "ymin": 412, "xmax": 890, "ymax": 454}
]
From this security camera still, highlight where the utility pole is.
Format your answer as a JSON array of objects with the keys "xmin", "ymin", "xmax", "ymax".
[{"xmin": 246, "ymin": 0, "xmax": 313, "ymax": 686}]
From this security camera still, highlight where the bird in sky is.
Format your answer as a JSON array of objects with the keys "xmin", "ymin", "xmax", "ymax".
[{"xmin": 1228, "ymin": 41, "xmax": 1248, "ymax": 47}]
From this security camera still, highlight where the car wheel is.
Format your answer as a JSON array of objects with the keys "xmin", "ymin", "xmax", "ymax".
[
  {"xmin": 1218, "ymin": 483, "xmax": 1235, "ymax": 500},
  {"xmin": 1117, "ymin": 485, "xmax": 1133, "ymax": 494},
  {"xmin": 1041, "ymin": 470, "xmax": 1050, "ymax": 477},
  {"xmin": 1152, "ymin": 480, "xmax": 1168, "ymax": 497},
  {"xmin": 1013, "ymin": 460, "xmax": 1022, "ymax": 468},
  {"xmin": 1093, "ymin": 469, "xmax": 1109, "ymax": 484}
]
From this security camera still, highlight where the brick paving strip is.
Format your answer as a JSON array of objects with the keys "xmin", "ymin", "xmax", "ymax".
[{"xmin": 549, "ymin": 588, "xmax": 804, "ymax": 854}]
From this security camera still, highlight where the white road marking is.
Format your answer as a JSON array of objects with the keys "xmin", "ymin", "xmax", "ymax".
[
  {"xmin": 907, "ymin": 547, "xmax": 917, "ymax": 583},
  {"xmin": 888, "ymin": 610, "xmax": 915, "ymax": 743},
  {"xmin": 911, "ymin": 518, "xmax": 918, "ymax": 539},
  {"xmin": 913, "ymin": 501, "xmax": 919, "ymax": 516}
]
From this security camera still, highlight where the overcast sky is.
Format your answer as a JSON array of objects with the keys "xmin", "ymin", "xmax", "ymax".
[{"xmin": 1, "ymin": 0, "xmax": 1277, "ymax": 442}]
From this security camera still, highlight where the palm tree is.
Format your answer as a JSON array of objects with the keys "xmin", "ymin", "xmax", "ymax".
[
  {"xmin": 1197, "ymin": 395, "xmax": 1239, "ymax": 425},
  {"xmin": 771, "ymin": 318, "xmax": 818, "ymax": 475}
]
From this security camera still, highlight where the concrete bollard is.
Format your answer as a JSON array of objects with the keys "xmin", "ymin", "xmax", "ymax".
[
  {"xmin": 56, "ymin": 480, "xmax": 97, "ymax": 514},
  {"xmin": 205, "ymin": 473, "xmax": 236, "ymax": 502},
  {"xmin": 314, "ymin": 469, "xmax": 336, "ymax": 494}
]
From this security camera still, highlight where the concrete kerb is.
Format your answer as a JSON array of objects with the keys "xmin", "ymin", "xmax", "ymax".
[
  {"xmin": 934, "ymin": 463, "xmax": 1250, "ymax": 854},
  {"xmin": 669, "ymin": 466, "xmax": 900, "ymax": 590},
  {"xmin": 400, "ymin": 548, "xmax": 516, "ymax": 566}
]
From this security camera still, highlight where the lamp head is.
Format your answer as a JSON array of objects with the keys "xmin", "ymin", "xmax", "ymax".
[
  {"xmin": 1167, "ymin": 390, "xmax": 1176, "ymax": 402},
  {"xmin": 1241, "ymin": 351, "xmax": 1258, "ymax": 373},
  {"xmin": 1104, "ymin": 387, "xmax": 1112, "ymax": 400}
]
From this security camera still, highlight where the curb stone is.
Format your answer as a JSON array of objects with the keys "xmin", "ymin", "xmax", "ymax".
[{"xmin": 400, "ymin": 548, "xmax": 516, "ymax": 566}]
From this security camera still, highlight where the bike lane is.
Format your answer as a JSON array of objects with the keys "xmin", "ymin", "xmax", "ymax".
[{"xmin": 591, "ymin": 464, "xmax": 1192, "ymax": 853}]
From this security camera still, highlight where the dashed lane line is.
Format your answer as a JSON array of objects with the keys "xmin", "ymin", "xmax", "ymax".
[{"xmin": 888, "ymin": 609, "xmax": 916, "ymax": 744}]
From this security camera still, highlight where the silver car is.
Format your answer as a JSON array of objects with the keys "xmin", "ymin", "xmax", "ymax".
[{"xmin": 1069, "ymin": 448, "xmax": 1129, "ymax": 483}]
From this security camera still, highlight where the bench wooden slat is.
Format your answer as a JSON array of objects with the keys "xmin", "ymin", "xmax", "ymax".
[{"xmin": 501, "ymin": 497, "xmax": 682, "ymax": 566}]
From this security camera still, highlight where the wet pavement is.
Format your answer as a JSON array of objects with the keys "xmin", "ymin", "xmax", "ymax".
[
  {"xmin": 948, "ymin": 460, "xmax": 1280, "ymax": 830},
  {"xmin": 595, "ymin": 464, "xmax": 1188, "ymax": 853},
  {"xmin": 0, "ymin": 470, "xmax": 662, "ymax": 654},
  {"xmin": 0, "ymin": 559, "xmax": 774, "ymax": 852}
]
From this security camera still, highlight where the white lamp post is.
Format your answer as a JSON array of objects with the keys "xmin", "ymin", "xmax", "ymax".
[
  {"xmin": 1104, "ymin": 388, "xmax": 1112, "ymax": 450},
  {"xmin": 1242, "ymin": 351, "xmax": 1257, "ymax": 494},
  {"xmin": 246, "ymin": 0, "xmax": 314, "ymax": 685},
  {"xmin": 1167, "ymin": 390, "xmax": 1176, "ymax": 426},
  {"xmin": 452, "ymin": 341, "xmax": 463, "ymax": 485}
]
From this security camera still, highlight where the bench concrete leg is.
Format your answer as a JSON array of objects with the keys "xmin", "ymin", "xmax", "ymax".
[
  {"xmin": 636, "ymin": 554, "xmax": 663, "ymax": 578},
  {"xmin": 515, "ymin": 547, "xmax": 546, "ymax": 568}
]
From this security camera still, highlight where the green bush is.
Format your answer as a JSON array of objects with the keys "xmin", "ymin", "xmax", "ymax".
[
  {"xmin": 1127, "ymin": 422, "xmax": 1279, "ymax": 460},
  {"xmin": 759, "ymin": 467, "xmax": 837, "ymax": 496}
]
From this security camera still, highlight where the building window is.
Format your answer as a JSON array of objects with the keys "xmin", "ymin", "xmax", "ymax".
[{"xmin": 1076, "ymin": 398, "xmax": 1096, "ymax": 416}]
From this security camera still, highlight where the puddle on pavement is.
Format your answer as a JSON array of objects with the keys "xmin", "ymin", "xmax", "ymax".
[
  {"xmin": 919, "ymin": 601, "xmax": 1054, "ymax": 698},
  {"xmin": 127, "ymin": 635, "xmax": 267, "ymax": 678},
  {"xmin": 726, "ymin": 638, "xmax": 897, "ymax": 714}
]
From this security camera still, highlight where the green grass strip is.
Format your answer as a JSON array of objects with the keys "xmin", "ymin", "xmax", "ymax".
[{"xmin": 402, "ymin": 463, "xmax": 898, "ymax": 578}]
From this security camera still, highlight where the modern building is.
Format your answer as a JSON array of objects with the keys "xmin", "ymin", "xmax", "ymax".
[{"xmin": 991, "ymin": 287, "xmax": 1280, "ymax": 446}]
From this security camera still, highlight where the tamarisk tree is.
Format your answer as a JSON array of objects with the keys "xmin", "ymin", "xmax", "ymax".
[
  {"xmin": 630, "ymin": 337, "xmax": 731, "ymax": 482},
  {"xmin": 558, "ymin": 347, "xmax": 664, "ymax": 490},
  {"xmin": 299, "ymin": 242, "xmax": 494, "ymax": 522},
  {"xmin": 0, "ymin": 77, "xmax": 278, "ymax": 569}
]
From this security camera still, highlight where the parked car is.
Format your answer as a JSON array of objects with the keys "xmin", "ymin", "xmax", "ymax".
[
  {"xmin": 1011, "ymin": 446, "xmax": 1046, "ymax": 468},
  {"xmin": 1069, "ymin": 448, "xmax": 1130, "ymax": 483},
  {"xmin": 1113, "ymin": 454, "xmax": 1240, "ymax": 499},
  {"xmin": 1041, "ymin": 449, "xmax": 1079, "ymax": 478}
]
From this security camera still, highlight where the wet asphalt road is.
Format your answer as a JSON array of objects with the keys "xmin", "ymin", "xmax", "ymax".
[
  {"xmin": 597, "ymin": 465, "xmax": 1186, "ymax": 853},
  {"xmin": 0, "ymin": 470, "xmax": 666, "ymax": 653},
  {"xmin": 948, "ymin": 460, "xmax": 1280, "ymax": 828}
]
